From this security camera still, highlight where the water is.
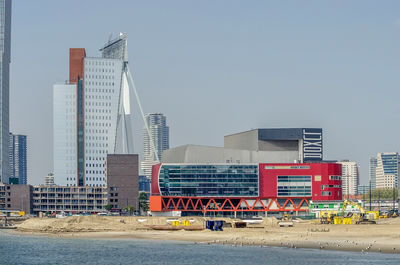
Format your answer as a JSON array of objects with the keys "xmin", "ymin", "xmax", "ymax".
[{"xmin": 0, "ymin": 231, "xmax": 398, "ymax": 265}]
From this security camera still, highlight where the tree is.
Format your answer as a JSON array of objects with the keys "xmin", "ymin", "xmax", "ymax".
[
  {"xmin": 363, "ymin": 188, "xmax": 398, "ymax": 202},
  {"xmin": 104, "ymin": 204, "xmax": 113, "ymax": 211},
  {"xmin": 124, "ymin": 206, "xmax": 135, "ymax": 216},
  {"xmin": 139, "ymin": 192, "xmax": 149, "ymax": 214}
]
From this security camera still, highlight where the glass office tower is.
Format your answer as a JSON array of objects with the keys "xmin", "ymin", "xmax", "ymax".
[
  {"xmin": 9, "ymin": 133, "xmax": 27, "ymax": 184},
  {"xmin": 0, "ymin": 0, "xmax": 11, "ymax": 183}
]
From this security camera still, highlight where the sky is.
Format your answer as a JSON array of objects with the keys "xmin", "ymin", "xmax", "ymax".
[{"xmin": 9, "ymin": 0, "xmax": 400, "ymax": 185}]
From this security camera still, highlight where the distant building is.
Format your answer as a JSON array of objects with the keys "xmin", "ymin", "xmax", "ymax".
[
  {"xmin": 375, "ymin": 152, "xmax": 399, "ymax": 189},
  {"xmin": 44, "ymin": 173, "xmax": 55, "ymax": 186},
  {"xmin": 369, "ymin": 157, "xmax": 377, "ymax": 190},
  {"xmin": 53, "ymin": 33, "xmax": 133, "ymax": 187},
  {"xmin": 32, "ymin": 185, "xmax": 107, "ymax": 214},
  {"xmin": 141, "ymin": 113, "xmax": 169, "ymax": 179},
  {"xmin": 106, "ymin": 154, "xmax": 139, "ymax": 210},
  {"xmin": 224, "ymin": 128, "xmax": 323, "ymax": 162},
  {"xmin": 0, "ymin": 0, "xmax": 12, "ymax": 184},
  {"xmin": 9, "ymin": 133, "xmax": 27, "ymax": 184},
  {"xmin": 0, "ymin": 182, "xmax": 32, "ymax": 214},
  {"xmin": 338, "ymin": 161, "xmax": 359, "ymax": 196},
  {"xmin": 2, "ymin": 155, "xmax": 139, "ymax": 215},
  {"xmin": 163, "ymin": 128, "xmax": 323, "ymax": 164},
  {"xmin": 139, "ymin": 175, "xmax": 150, "ymax": 193},
  {"xmin": 357, "ymin": 185, "xmax": 370, "ymax": 195}
]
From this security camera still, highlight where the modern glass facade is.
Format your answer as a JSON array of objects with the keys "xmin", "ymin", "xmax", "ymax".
[
  {"xmin": 158, "ymin": 164, "xmax": 258, "ymax": 197},
  {"xmin": 9, "ymin": 133, "xmax": 27, "ymax": 184},
  {"xmin": 277, "ymin": 175, "xmax": 312, "ymax": 197},
  {"xmin": 376, "ymin": 152, "xmax": 399, "ymax": 188},
  {"xmin": 0, "ymin": 0, "xmax": 11, "ymax": 184}
]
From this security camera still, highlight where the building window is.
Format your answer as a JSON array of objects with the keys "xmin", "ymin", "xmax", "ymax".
[{"xmin": 277, "ymin": 176, "xmax": 312, "ymax": 197}]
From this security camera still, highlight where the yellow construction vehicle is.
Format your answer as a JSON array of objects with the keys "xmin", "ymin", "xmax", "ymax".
[
  {"xmin": 278, "ymin": 213, "xmax": 294, "ymax": 227},
  {"xmin": 341, "ymin": 200, "xmax": 376, "ymax": 225},
  {"xmin": 319, "ymin": 211, "xmax": 337, "ymax": 224}
]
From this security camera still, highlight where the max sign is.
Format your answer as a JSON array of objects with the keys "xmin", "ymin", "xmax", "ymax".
[{"xmin": 302, "ymin": 129, "xmax": 322, "ymax": 161}]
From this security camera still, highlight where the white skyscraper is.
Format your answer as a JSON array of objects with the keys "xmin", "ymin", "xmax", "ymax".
[
  {"xmin": 338, "ymin": 160, "xmax": 359, "ymax": 196},
  {"xmin": 53, "ymin": 33, "xmax": 133, "ymax": 187},
  {"xmin": 141, "ymin": 113, "xmax": 169, "ymax": 178}
]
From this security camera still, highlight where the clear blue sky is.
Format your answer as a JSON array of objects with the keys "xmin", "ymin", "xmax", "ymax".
[{"xmin": 9, "ymin": 0, "xmax": 400, "ymax": 184}]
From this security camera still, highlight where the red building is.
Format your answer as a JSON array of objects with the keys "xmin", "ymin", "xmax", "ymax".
[{"xmin": 150, "ymin": 162, "xmax": 342, "ymax": 215}]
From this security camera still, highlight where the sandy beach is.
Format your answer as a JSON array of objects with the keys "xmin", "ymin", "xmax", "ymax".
[{"xmin": 12, "ymin": 216, "xmax": 400, "ymax": 254}]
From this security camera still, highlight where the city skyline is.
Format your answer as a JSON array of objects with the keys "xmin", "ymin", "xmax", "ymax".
[{"xmin": 8, "ymin": 1, "xmax": 400, "ymax": 184}]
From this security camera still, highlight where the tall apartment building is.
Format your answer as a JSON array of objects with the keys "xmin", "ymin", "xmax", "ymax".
[
  {"xmin": 375, "ymin": 152, "xmax": 399, "ymax": 189},
  {"xmin": 53, "ymin": 33, "xmax": 133, "ymax": 187},
  {"xmin": 369, "ymin": 157, "xmax": 377, "ymax": 190},
  {"xmin": 338, "ymin": 160, "xmax": 359, "ymax": 196},
  {"xmin": 9, "ymin": 133, "xmax": 27, "ymax": 184},
  {"xmin": 141, "ymin": 113, "xmax": 169, "ymax": 178},
  {"xmin": 0, "ymin": 0, "xmax": 11, "ymax": 184}
]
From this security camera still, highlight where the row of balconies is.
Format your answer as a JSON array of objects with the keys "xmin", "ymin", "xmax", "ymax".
[
  {"xmin": 33, "ymin": 188, "xmax": 106, "ymax": 193},
  {"xmin": 33, "ymin": 200, "xmax": 106, "ymax": 205},
  {"xmin": 33, "ymin": 205, "xmax": 105, "ymax": 210},
  {"xmin": 33, "ymin": 194, "xmax": 106, "ymax": 199}
]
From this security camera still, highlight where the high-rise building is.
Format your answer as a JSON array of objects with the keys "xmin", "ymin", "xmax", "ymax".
[
  {"xmin": 338, "ymin": 160, "xmax": 359, "ymax": 196},
  {"xmin": 53, "ymin": 33, "xmax": 133, "ymax": 187},
  {"xmin": 0, "ymin": 0, "xmax": 11, "ymax": 184},
  {"xmin": 9, "ymin": 133, "xmax": 27, "ymax": 184},
  {"xmin": 141, "ymin": 113, "xmax": 169, "ymax": 178},
  {"xmin": 375, "ymin": 152, "xmax": 399, "ymax": 189},
  {"xmin": 369, "ymin": 157, "xmax": 377, "ymax": 190}
]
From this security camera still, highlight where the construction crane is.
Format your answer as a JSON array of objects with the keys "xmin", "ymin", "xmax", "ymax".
[{"xmin": 341, "ymin": 200, "xmax": 376, "ymax": 224}]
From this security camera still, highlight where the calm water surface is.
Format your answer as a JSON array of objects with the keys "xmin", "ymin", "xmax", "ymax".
[{"xmin": 0, "ymin": 231, "xmax": 399, "ymax": 265}]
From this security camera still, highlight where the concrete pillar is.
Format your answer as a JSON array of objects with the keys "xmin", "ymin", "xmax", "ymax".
[
  {"xmin": 265, "ymin": 211, "xmax": 268, "ymax": 217},
  {"xmin": 234, "ymin": 211, "xmax": 237, "ymax": 219}
]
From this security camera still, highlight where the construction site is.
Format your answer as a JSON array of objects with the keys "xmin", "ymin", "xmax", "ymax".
[{"xmin": 8, "ymin": 208, "xmax": 400, "ymax": 254}]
